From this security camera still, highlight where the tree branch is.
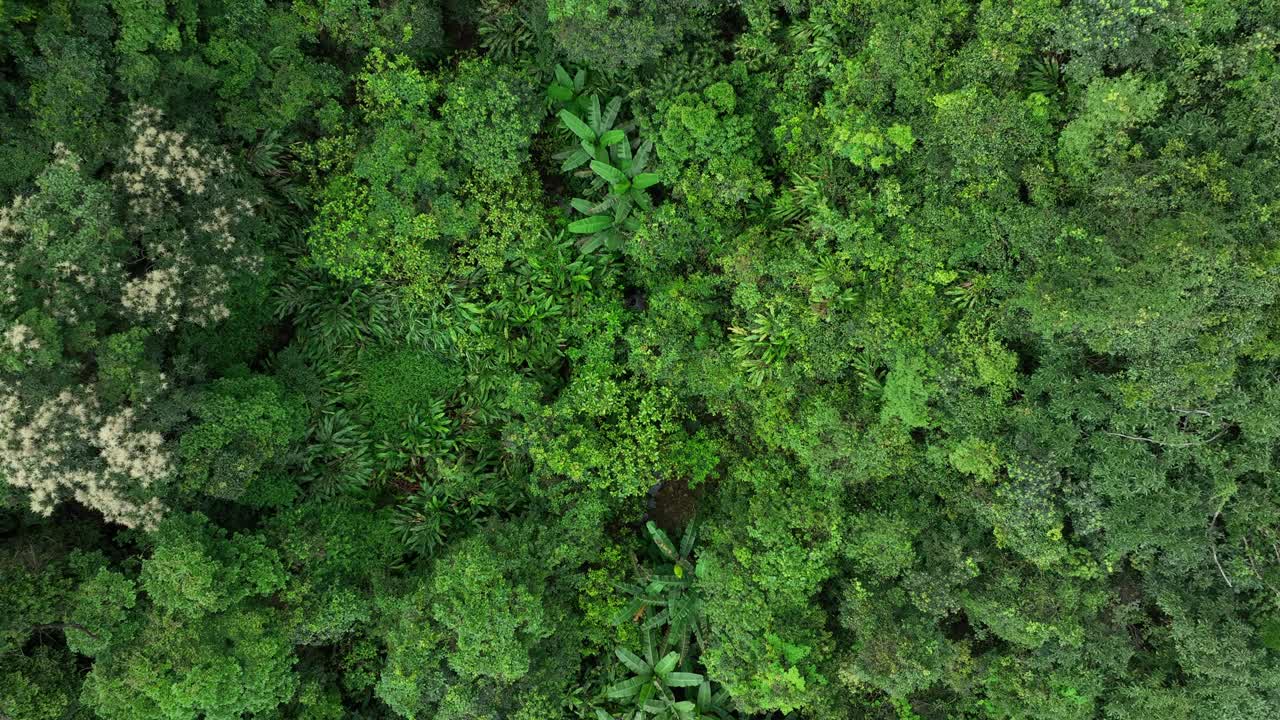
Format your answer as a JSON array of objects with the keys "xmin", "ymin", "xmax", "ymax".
[
  {"xmin": 1207, "ymin": 510, "xmax": 1232, "ymax": 588},
  {"xmin": 29, "ymin": 622, "xmax": 99, "ymax": 640},
  {"xmin": 1105, "ymin": 426, "xmax": 1230, "ymax": 448}
]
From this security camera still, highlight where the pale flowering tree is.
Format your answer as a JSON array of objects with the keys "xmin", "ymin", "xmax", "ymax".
[
  {"xmin": 0, "ymin": 389, "xmax": 169, "ymax": 529},
  {"xmin": 0, "ymin": 108, "xmax": 266, "ymax": 528},
  {"xmin": 116, "ymin": 105, "xmax": 263, "ymax": 331}
]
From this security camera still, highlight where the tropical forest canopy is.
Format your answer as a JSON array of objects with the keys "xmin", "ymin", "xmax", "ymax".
[{"xmin": 2, "ymin": 1, "xmax": 1280, "ymax": 719}]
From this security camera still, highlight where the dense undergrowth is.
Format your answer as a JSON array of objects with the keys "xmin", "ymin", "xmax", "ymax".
[{"xmin": 2, "ymin": 1, "xmax": 1280, "ymax": 719}]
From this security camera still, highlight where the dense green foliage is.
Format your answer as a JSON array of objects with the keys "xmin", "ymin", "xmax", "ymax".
[{"xmin": 2, "ymin": 1, "xmax": 1280, "ymax": 718}]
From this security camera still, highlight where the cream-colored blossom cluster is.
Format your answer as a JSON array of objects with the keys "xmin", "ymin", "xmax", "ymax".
[
  {"xmin": 3, "ymin": 323, "xmax": 39, "ymax": 353},
  {"xmin": 0, "ymin": 261, "xmax": 15, "ymax": 307},
  {"xmin": 106, "ymin": 103, "xmax": 267, "ymax": 330},
  {"xmin": 0, "ymin": 195, "xmax": 29, "ymax": 308},
  {"xmin": 199, "ymin": 203, "xmax": 250, "ymax": 253},
  {"xmin": 119, "ymin": 105, "xmax": 231, "ymax": 214},
  {"xmin": 113, "ymin": 106, "xmax": 262, "ymax": 332},
  {"xmin": 0, "ymin": 194, "xmax": 26, "ymax": 235},
  {"xmin": 51, "ymin": 142, "xmax": 78, "ymax": 168},
  {"xmin": 2, "ymin": 322, "xmax": 43, "ymax": 368},
  {"xmin": 97, "ymin": 408, "xmax": 170, "ymax": 482},
  {"xmin": 188, "ymin": 265, "xmax": 233, "ymax": 326},
  {"xmin": 0, "ymin": 385, "xmax": 169, "ymax": 530},
  {"xmin": 0, "ymin": 111, "xmax": 268, "ymax": 530},
  {"xmin": 121, "ymin": 265, "xmax": 184, "ymax": 331},
  {"xmin": 120, "ymin": 256, "xmax": 240, "ymax": 330}
]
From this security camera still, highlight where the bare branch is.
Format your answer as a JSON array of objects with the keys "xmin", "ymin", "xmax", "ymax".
[
  {"xmin": 1208, "ymin": 510, "xmax": 1233, "ymax": 588},
  {"xmin": 29, "ymin": 622, "xmax": 99, "ymax": 640},
  {"xmin": 1105, "ymin": 426, "xmax": 1230, "ymax": 448}
]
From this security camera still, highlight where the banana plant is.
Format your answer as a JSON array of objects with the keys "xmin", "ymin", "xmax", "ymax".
[
  {"xmin": 615, "ymin": 521, "xmax": 708, "ymax": 662},
  {"xmin": 554, "ymin": 93, "xmax": 661, "ymax": 253},
  {"xmin": 728, "ymin": 307, "xmax": 794, "ymax": 386},
  {"xmin": 605, "ymin": 630, "xmax": 704, "ymax": 719},
  {"xmin": 564, "ymin": 136, "xmax": 659, "ymax": 252},
  {"xmin": 555, "ymin": 94, "xmax": 629, "ymax": 173},
  {"xmin": 547, "ymin": 64, "xmax": 588, "ymax": 114},
  {"xmin": 594, "ymin": 680, "xmax": 733, "ymax": 720},
  {"xmin": 692, "ymin": 681, "xmax": 735, "ymax": 720}
]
